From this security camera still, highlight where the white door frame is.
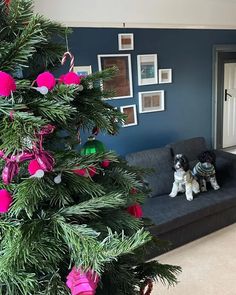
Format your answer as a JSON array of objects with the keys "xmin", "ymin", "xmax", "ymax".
[{"xmin": 212, "ymin": 44, "xmax": 236, "ymax": 149}]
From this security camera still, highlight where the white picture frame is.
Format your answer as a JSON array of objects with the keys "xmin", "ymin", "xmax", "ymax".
[
  {"xmin": 73, "ymin": 65, "xmax": 92, "ymax": 77},
  {"xmin": 118, "ymin": 33, "xmax": 134, "ymax": 51},
  {"xmin": 120, "ymin": 104, "xmax": 138, "ymax": 127},
  {"xmin": 98, "ymin": 54, "xmax": 133, "ymax": 99},
  {"xmin": 137, "ymin": 54, "xmax": 158, "ymax": 86},
  {"xmin": 139, "ymin": 90, "xmax": 165, "ymax": 113},
  {"xmin": 159, "ymin": 69, "xmax": 172, "ymax": 84}
]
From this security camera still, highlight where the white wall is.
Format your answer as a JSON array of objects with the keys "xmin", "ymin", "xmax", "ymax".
[{"xmin": 34, "ymin": 0, "xmax": 236, "ymax": 29}]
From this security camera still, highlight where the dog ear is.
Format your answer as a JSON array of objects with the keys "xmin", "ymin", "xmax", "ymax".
[
  {"xmin": 198, "ymin": 151, "xmax": 206, "ymax": 163},
  {"xmin": 182, "ymin": 155, "xmax": 190, "ymax": 172},
  {"xmin": 208, "ymin": 150, "xmax": 216, "ymax": 166}
]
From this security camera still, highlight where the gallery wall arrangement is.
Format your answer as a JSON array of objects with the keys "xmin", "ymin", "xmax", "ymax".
[{"xmin": 73, "ymin": 33, "xmax": 173, "ymax": 128}]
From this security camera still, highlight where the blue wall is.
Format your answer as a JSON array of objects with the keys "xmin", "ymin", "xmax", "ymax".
[{"xmin": 67, "ymin": 28, "xmax": 236, "ymax": 155}]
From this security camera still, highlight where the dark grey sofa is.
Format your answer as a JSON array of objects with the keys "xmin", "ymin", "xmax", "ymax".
[{"xmin": 126, "ymin": 137, "xmax": 236, "ymax": 258}]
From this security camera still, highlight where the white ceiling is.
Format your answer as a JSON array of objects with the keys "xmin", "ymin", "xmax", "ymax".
[{"xmin": 34, "ymin": 0, "xmax": 236, "ymax": 29}]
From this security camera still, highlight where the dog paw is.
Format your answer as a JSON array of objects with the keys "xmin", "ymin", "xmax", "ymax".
[
  {"xmin": 213, "ymin": 185, "xmax": 220, "ymax": 190},
  {"xmin": 169, "ymin": 193, "xmax": 177, "ymax": 198},
  {"xmin": 186, "ymin": 195, "xmax": 193, "ymax": 201}
]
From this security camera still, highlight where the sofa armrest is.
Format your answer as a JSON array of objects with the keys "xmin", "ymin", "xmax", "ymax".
[{"xmin": 214, "ymin": 150, "xmax": 236, "ymax": 180}]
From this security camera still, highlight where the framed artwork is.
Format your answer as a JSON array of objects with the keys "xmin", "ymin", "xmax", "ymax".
[
  {"xmin": 139, "ymin": 90, "xmax": 165, "ymax": 113},
  {"xmin": 73, "ymin": 65, "xmax": 92, "ymax": 77},
  {"xmin": 120, "ymin": 104, "xmax": 138, "ymax": 127},
  {"xmin": 98, "ymin": 54, "xmax": 133, "ymax": 99},
  {"xmin": 137, "ymin": 54, "xmax": 158, "ymax": 86},
  {"xmin": 118, "ymin": 33, "xmax": 134, "ymax": 51},
  {"xmin": 159, "ymin": 69, "xmax": 172, "ymax": 84}
]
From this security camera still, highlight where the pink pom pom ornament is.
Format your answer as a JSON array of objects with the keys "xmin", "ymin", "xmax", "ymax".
[
  {"xmin": 28, "ymin": 160, "xmax": 42, "ymax": 175},
  {"xmin": 66, "ymin": 267, "xmax": 99, "ymax": 295},
  {"xmin": 0, "ymin": 71, "xmax": 16, "ymax": 96},
  {"xmin": 0, "ymin": 189, "xmax": 13, "ymax": 213},
  {"xmin": 36, "ymin": 72, "xmax": 56, "ymax": 91},
  {"xmin": 61, "ymin": 72, "xmax": 81, "ymax": 85}
]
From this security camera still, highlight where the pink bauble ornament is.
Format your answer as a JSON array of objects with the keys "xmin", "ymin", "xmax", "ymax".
[
  {"xmin": 28, "ymin": 160, "xmax": 41, "ymax": 175},
  {"xmin": 0, "ymin": 71, "xmax": 16, "ymax": 96},
  {"xmin": 88, "ymin": 166, "xmax": 96, "ymax": 177},
  {"xmin": 0, "ymin": 189, "xmax": 13, "ymax": 213},
  {"xmin": 36, "ymin": 72, "xmax": 56, "ymax": 91},
  {"xmin": 63, "ymin": 72, "xmax": 81, "ymax": 85},
  {"xmin": 66, "ymin": 267, "xmax": 99, "ymax": 295},
  {"xmin": 101, "ymin": 159, "xmax": 110, "ymax": 168}
]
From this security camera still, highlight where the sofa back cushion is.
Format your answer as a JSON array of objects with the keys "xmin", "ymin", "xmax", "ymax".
[
  {"xmin": 168, "ymin": 137, "xmax": 207, "ymax": 162},
  {"xmin": 126, "ymin": 147, "xmax": 173, "ymax": 197}
]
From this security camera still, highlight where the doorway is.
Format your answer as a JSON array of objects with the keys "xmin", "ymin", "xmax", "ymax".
[{"xmin": 212, "ymin": 45, "xmax": 236, "ymax": 149}]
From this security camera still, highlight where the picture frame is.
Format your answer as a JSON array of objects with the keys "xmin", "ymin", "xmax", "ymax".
[
  {"xmin": 159, "ymin": 69, "xmax": 172, "ymax": 84},
  {"xmin": 139, "ymin": 90, "xmax": 165, "ymax": 113},
  {"xmin": 73, "ymin": 65, "xmax": 92, "ymax": 77},
  {"xmin": 120, "ymin": 104, "xmax": 138, "ymax": 127},
  {"xmin": 98, "ymin": 54, "xmax": 133, "ymax": 99},
  {"xmin": 118, "ymin": 33, "xmax": 134, "ymax": 51},
  {"xmin": 137, "ymin": 54, "xmax": 158, "ymax": 86}
]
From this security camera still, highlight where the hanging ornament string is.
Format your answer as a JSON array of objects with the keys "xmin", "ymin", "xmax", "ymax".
[
  {"xmin": 61, "ymin": 51, "xmax": 74, "ymax": 72},
  {"xmin": 140, "ymin": 279, "xmax": 154, "ymax": 295}
]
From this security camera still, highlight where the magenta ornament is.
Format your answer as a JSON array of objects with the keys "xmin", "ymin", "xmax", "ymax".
[
  {"xmin": 2, "ymin": 161, "xmax": 19, "ymax": 185},
  {"xmin": 35, "ymin": 150, "xmax": 55, "ymax": 172},
  {"xmin": 62, "ymin": 72, "xmax": 81, "ymax": 85},
  {"xmin": 0, "ymin": 71, "xmax": 16, "ymax": 96},
  {"xmin": 36, "ymin": 72, "xmax": 56, "ymax": 91},
  {"xmin": 66, "ymin": 267, "xmax": 99, "ymax": 295},
  {"xmin": 0, "ymin": 189, "xmax": 13, "ymax": 213},
  {"xmin": 38, "ymin": 124, "xmax": 55, "ymax": 136}
]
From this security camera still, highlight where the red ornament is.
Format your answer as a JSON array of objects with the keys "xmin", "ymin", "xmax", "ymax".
[
  {"xmin": 127, "ymin": 204, "xmax": 143, "ymax": 218},
  {"xmin": 73, "ymin": 168, "xmax": 87, "ymax": 176},
  {"xmin": 130, "ymin": 187, "xmax": 138, "ymax": 194},
  {"xmin": 28, "ymin": 160, "xmax": 41, "ymax": 175},
  {"xmin": 62, "ymin": 72, "xmax": 81, "ymax": 85},
  {"xmin": 4, "ymin": 0, "xmax": 10, "ymax": 6},
  {"xmin": 0, "ymin": 71, "xmax": 16, "ymax": 96},
  {"xmin": 0, "ymin": 189, "xmax": 13, "ymax": 213},
  {"xmin": 88, "ymin": 166, "xmax": 96, "ymax": 177},
  {"xmin": 36, "ymin": 72, "xmax": 56, "ymax": 91},
  {"xmin": 101, "ymin": 159, "xmax": 110, "ymax": 168}
]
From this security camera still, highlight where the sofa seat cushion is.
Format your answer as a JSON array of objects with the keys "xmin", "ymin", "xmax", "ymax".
[
  {"xmin": 143, "ymin": 179, "xmax": 236, "ymax": 235},
  {"xmin": 126, "ymin": 147, "xmax": 173, "ymax": 197},
  {"xmin": 168, "ymin": 137, "xmax": 207, "ymax": 161}
]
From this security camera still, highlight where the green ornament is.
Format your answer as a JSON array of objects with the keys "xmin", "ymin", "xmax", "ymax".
[{"xmin": 80, "ymin": 136, "xmax": 106, "ymax": 155}]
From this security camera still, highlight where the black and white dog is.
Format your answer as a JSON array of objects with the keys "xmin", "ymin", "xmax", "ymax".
[
  {"xmin": 169, "ymin": 154, "xmax": 200, "ymax": 201},
  {"xmin": 193, "ymin": 150, "xmax": 220, "ymax": 192}
]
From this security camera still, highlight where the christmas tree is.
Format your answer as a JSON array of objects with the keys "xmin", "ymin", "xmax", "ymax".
[{"xmin": 0, "ymin": 0, "xmax": 181, "ymax": 294}]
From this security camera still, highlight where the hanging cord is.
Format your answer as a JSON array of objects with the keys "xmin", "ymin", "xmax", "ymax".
[{"xmin": 61, "ymin": 30, "xmax": 74, "ymax": 72}]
